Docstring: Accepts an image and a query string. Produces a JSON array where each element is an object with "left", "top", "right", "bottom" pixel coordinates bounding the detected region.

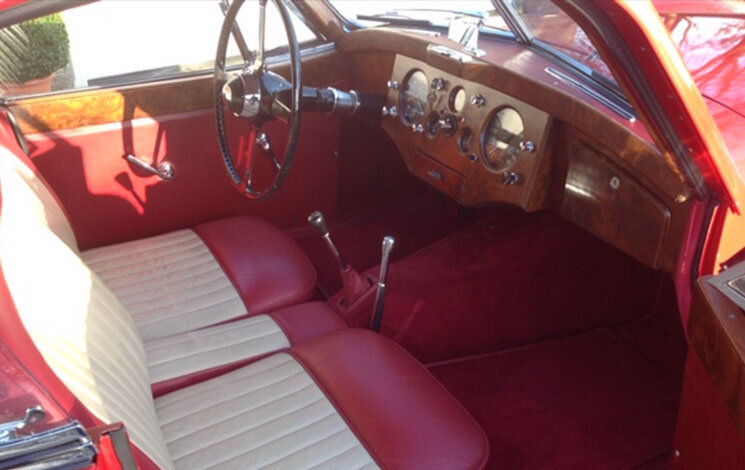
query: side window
[{"left": 0, "top": 0, "right": 318, "bottom": 98}]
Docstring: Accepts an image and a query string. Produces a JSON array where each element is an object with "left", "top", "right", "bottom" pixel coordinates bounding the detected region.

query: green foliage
[{"left": 0, "top": 13, "right": 70, "bottom": 83}]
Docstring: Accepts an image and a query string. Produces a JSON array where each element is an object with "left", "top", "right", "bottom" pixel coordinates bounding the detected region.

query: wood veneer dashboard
[{"left": 338, "top": 29, "right": 693, "bottom": 271}]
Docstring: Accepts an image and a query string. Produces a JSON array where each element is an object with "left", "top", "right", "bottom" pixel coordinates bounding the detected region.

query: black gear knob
[{"left": 307, "top": 211, "right": 329, "bottom": 237}]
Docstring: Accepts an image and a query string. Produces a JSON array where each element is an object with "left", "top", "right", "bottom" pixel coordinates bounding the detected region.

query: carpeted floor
[
  {"left": 291, "top": 190, "right": 480, "bottom": 296},
  {"left": 429, "top": 329, "right": 682, "bottom": 469}
]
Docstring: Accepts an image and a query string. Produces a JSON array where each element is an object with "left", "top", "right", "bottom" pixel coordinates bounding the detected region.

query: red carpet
[
  {"left": 376, "top": 210, "right": 662, "bottom": 363},
  {"left": 429, "top": 330, "right": 681, "bottom": 469}
]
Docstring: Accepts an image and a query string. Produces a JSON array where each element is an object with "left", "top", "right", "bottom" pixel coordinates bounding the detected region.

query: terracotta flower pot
[{"left": 5, "top": 73, "right": 55, "bottom": 95}]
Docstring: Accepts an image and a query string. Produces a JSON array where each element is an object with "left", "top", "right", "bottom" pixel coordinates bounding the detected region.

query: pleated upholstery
[
  {"left": 155, "top": 353, "right": 379, "bottom": 470},
  {"left": 0, "top": 148, "right": 174, "bottom": 470},
  {"left": 146, "top": 315, "right": 290, "bottom": 384},
  {"left": 0, "top": 148, "right": 77, "bottom": 252},
  {"left": 82, "top": 230, "right": 247, "bottom": 342}
]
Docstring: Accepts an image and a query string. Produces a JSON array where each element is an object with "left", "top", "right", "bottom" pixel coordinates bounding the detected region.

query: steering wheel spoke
[{"left": 215, "top": 0, "right": 302, "bottom": 200}]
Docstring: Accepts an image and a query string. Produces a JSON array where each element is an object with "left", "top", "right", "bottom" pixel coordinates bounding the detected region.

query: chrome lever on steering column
[{"left": 370, "top": 235, "right": 395, "bottom": 332}]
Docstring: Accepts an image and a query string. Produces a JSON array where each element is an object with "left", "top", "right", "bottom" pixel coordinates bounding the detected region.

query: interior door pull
[{"left": 125, "top": 154, "right": 175, "bottom": 181}]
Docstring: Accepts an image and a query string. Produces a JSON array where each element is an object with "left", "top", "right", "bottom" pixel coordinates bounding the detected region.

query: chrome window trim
[
  {"left": 3, "top": 41, "right": 337, "bottom": 104},
  {"left": 545, "top": 67, "right": 636, "bottom": 121}
]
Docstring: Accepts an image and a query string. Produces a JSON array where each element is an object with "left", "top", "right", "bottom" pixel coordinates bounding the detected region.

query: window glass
[
  {"left": 0, "top": 0, "right": 317, "bottom": 97},
  {"left": 328, "top": 1, "right": 511, "bottom": 32},
  {"left": 512, "top": 1, "right": 614, "bottom": 83}
]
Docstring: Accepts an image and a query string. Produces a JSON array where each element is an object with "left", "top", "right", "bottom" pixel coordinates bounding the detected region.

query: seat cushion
[
  {"left": 155, "top": 329, "right": 488, "bottom": 470},
  {"left": 82, "top": 216, "right": 317, "bottom": 342},
  {"left": 82, "top": 229, "right": 246, "bottom": 342},
  {"left": 194, "top": 216, "right": 317, "bottom": 314},
  {"left": 147, "top": 302, "right": 347, "bottom": 396}
]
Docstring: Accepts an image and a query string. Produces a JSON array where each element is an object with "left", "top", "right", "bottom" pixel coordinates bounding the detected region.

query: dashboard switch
[
  {"left": 411, "top": 123, "right": 425, "bottom": 134},
  {"left": 502, "top": 172, "right": 521, "bottom": 185},
  {"left": 381, "top": 105, "right": 398, "bottom": 117},
  {"left": 438, "top": 115, "right": 457, "bottom": 135},
  {"left": 431, "top": 77, "right": 446, "bottom": 91},
  {"left": 470, "top": 94, "right": 486, "bottom": 107},
  {"left": 519, "top": 140, "right": 536, "bottom": 153},
  {"left": 387, "top": 80, "right": 400, "bottom": 90}
]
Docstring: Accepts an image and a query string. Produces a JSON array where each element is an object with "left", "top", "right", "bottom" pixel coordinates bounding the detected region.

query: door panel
[{"left": 8, "top": 51, "right": 345, "bottom": 249}]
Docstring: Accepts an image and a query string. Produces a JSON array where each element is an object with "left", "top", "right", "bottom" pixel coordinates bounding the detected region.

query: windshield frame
[{"left": 322, "top": 0, "right": 634, "bottom": 118}]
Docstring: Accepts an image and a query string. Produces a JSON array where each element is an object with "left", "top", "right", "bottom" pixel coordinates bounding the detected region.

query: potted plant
[{"left": 0, "top": 13, "right": 70, "bottom": 95}]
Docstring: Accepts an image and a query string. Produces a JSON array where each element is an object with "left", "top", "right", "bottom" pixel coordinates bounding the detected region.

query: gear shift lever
[
  {"left": 308, "top": 211, "right": 348, "bottom": 270},
  {"left": 370, "top": 236, "right": 395, "bottom": 332},
  {"left": 308, "top": 211, "right": 368, "bottom": 302}
]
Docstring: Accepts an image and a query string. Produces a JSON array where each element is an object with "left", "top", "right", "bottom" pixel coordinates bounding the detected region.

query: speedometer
[
  {"left": 399, "top": 70, "right": 428, "bottom": 125},
  {"left": 481, "top": 107, "right": 525, "bottom": 173}
]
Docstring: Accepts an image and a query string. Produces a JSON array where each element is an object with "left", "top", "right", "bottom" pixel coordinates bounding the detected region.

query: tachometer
[
  {"left": 481, "top": 107, "right": 525, "bottom": 173},
  {"left": 399, "top": 70, "right": 428, "bottom": 125}
]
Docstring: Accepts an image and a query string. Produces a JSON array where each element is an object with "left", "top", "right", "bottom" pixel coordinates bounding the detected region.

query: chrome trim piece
[
  {"left": 0, "top": 421, "right": 96, "bottom": 470},
  {"left": 0, "top": 406, "right": 46, "bottom": 444},
  {"left": 371, "top": 236, "right": 395, "bottom": 332},
  {"left": 545, "top": 67, "right": 636, "bottom": 121},
  {"left": 492, "top": 0, "right": 533, "bottom": 44},
  {"left": 125, "top": 154, "right": 176, "bottom": 181},
  {"left": 426, "top": 44, "right": 476, "bottom": 63},
  {"left": 5, "top": 42, "right": 337, "bottom": 103},
  {"left": 709, "top": 261, "right": 745, "bottom": 311}
]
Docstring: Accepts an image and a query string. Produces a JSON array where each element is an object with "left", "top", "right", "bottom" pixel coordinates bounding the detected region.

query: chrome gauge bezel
[
  {"left": 398, "top": 69, "right": 429, "bottom": 126},
  {"left": 480, "top": 106, "right": 526, "bottom": 174},
  {"left": 449, "top": 86, "right": 467, "bottom": 114},
  {"left": 458, "top": 127, "right": 474, "bottom": 154}
]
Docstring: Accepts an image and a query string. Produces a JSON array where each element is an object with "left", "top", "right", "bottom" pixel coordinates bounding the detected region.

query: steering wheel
[{"left": 214, "top": 0, "right": 302, "bottom": 200}]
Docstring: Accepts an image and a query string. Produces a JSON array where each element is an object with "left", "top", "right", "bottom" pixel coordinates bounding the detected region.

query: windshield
[
  {"left": 513, "top": 2, "right": 614, "bottom": 83},
  {"left": 328, "top": 0, "right": 615, "bottom": 86}
]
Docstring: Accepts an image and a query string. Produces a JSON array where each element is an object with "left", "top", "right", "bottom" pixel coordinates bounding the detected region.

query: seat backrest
[
  {"left": 0, "top": 147, "right": 173, "bottom": 470},
  {"left": 0, "top": 146, "right": 78, "bottom": 252}
]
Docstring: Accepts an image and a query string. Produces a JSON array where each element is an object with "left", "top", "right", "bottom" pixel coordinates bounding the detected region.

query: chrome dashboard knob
[
  {"left": 519, "top": 140, "right": 536, "bottom": 153},
  {"left": 411, "top": 123, "right": 425, "bottom": 134},
  {"left": 431, "top": 77, "right": 446, "bottom": 91},
  {"left": 470, "top": 94, "right": 486, "bottom": 107},
  {"left": 387, "top": 80, "right": 400, "bottom": 90},
  {"left": 502, "top": 172, "right": 521, "bottom": 185},
  {"left": 381, "top": 105, "right": 398, "bottom": 117}
]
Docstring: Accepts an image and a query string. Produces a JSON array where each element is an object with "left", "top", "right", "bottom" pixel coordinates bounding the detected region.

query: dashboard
[
  {"left": 340, "top": 30, "right": 694, "bottom": 272},
  {"left": 381, "top": 55, "right": 551, "bottom": 209}
]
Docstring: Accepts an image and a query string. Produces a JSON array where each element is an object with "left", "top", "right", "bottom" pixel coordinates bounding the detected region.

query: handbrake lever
[{"left": 370, "top": 236, "right": 395, "bottom": 332}]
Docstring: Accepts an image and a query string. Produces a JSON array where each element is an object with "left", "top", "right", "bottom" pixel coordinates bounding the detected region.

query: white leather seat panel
[
  {"left": 0, "top": 152, "right": 174, "bottom": 470},
  {"left": 145, "top": 315, "right": 290, "bottom": 384},
  {"left": 155, "top": 353, "right": 378, "bottom": 470},
  {"left": 82, "top": 229, "right": 247, "bottom": 341},
  {"left": 0, "top": 148, "right": 78, "bottom": 252}
]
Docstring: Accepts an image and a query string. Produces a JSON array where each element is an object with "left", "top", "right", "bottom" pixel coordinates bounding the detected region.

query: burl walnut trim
[
  {"left": 689, "top": 277, "right": 745, "bottom": 439},
  {"left": 9, "top": 51, "right": 343, "bottom": 134}
]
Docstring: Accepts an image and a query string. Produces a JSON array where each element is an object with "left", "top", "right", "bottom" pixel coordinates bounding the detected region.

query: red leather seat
[
  {"left": 0, "top": 133, "right": 489, "bottom": 469},
  {"left": 193, "top": 216, "right": 318, "bottom": 314},
  {"left": 154, "top": 329, "right": 490, "bottom": 469}
]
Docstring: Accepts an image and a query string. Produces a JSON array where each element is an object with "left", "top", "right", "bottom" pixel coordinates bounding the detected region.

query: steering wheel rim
[{"left": 214, "top": 0, "right": 302, "bottom": 200}]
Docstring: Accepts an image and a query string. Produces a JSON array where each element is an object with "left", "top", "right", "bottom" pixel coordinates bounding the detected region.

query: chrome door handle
[{"left": 125, "top": 154, "right": 175, "bottom": 181}]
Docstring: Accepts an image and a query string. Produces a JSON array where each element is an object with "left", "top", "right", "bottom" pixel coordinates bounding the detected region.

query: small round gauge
[
  {"left": 399, "top": 70, "right": 429, "bottom": 125},
  {"left": 450, "top": 87, "right": 466, "bottom": 113},
  {"left": 458, "top": 127, "right": 474, "bottom": 154},
  {"left": 481, "top": 107, "right": 525, "bottom": 173}
]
